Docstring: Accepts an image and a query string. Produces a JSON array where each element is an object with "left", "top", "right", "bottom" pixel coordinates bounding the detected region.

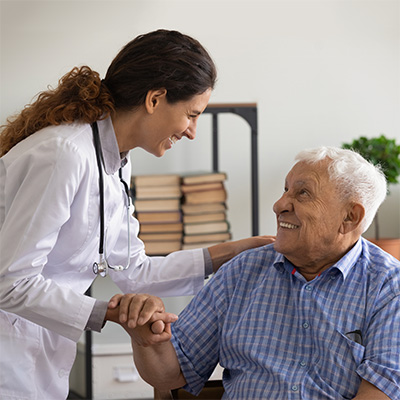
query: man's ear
[
  {"left": 340, "top": 203, "right": 365, "bottom": 234},
  {"left": 144, "top": 89, "right": 167, "bottom": 114}
]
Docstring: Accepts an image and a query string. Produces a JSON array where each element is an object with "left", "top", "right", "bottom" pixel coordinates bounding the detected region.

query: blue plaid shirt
[{"left": 171, "top": 238, "right": 400, "bottom": 399}]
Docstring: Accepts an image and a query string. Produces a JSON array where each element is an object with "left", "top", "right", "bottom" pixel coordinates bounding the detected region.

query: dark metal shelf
[
  {"left": 79, "top": 103, "right": 259, "bottom": 400},
  {"left": 203, "top": 103, "right": 259, "bottom": 236}
]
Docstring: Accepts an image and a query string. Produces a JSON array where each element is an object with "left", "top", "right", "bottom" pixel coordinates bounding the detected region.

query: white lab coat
[{"left": 0, "top": 118, "right": 205, "bottom": 399}]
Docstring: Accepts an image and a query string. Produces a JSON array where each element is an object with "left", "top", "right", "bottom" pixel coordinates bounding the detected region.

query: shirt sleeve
[
  {"left": 86, "top": 300, "right": 108, "bottom": 332},
  {"left": 170, "top": 261, "right": 232, "bottom": 395},
  {"left": 107, "top": 205, "right": 207, "bottom": 297},
  {"left": 203, "top": 248, "right": 213, "bottom": 277},
  {"left": 356, "top": 271, "right": 400, "bottom": 398}
]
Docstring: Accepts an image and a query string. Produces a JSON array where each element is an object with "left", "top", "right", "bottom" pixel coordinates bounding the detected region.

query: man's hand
[
  {"left": 105, "top": 293, "right": 178, "bottom": 346},
  {"left": 125, "top": 311, "right": 175, "bottom": 347}
]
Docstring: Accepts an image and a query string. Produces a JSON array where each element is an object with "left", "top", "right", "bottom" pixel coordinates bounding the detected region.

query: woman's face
[{"left": 137, "top": 88, "right": 212, "bottom": 157}]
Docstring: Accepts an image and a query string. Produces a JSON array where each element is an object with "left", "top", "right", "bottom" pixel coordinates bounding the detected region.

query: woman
[{"left": 0, "top": 29, "right": 274, "bottom": 399}]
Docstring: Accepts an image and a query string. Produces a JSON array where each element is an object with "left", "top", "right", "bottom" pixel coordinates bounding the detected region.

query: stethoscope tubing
[
  {"left": 91, "top": 121, "right": 131, "bottom": 276},
  {"left": 92, "top": 122, "right": 105, "bottom": 256}
]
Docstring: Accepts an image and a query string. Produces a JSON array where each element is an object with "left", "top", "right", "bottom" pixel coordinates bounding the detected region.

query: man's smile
[{"left": 279, "top": 221, "right": 299, "bottom": 229}]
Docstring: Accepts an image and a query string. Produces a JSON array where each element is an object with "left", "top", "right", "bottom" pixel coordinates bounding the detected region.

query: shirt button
[
  {"left": 299, "top": 361, "right": 307, "bottom": 368},
  {"left": 305, "top": 285, "right": 312, "bottom": 291},
  {"left": 302, "top": 322, "right": 310, "bottom": 329},
  {"left": 291, "top": 385, "right": 299, "bottom": 392},
  {"left": 330, "top": 275, "right": 336, "bottom": 280}
]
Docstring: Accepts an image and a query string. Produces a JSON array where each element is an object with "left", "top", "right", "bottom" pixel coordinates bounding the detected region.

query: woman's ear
[
  {"left": 144, "top": 89, "right": 167, "bottom": 114},
  {"left": 340, "top": 203, "right": 365, "bottom": 234}
]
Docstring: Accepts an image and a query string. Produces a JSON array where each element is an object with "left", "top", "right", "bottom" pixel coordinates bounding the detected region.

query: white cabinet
[{"left": 70, "top": 342, "right": 154, "bottom": 400}]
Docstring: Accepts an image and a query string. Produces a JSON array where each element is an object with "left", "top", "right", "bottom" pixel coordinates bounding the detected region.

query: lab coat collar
[{"left": 96, "top": 117, "right": 128, "bottom": 175}]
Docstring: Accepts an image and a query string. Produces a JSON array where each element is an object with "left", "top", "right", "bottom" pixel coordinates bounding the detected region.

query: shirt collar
[
  {"left": 333, "top": 238, "right": 362, "bottom": 280},
  {"left": 96, "top": 116, "right": 128, "bottom": 175},
  {"left": 273, "top": 238, "right": 363, "bottom": 280}
]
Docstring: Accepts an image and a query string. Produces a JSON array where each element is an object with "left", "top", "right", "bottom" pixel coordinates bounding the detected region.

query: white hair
[{"left": 295, "top": 146, "right": 387, "bottom": 233}]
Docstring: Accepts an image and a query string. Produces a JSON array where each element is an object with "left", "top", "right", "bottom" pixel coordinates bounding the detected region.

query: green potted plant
[{"left": 342, "top": 134, "right": 400, "bottom": 259}]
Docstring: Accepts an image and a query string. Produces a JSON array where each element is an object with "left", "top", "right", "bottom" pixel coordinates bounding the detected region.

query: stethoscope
[{"left": 91, "top": 121, "right": 131, "bottom": 277}]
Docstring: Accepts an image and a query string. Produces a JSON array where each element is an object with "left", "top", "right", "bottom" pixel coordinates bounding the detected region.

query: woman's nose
[{"left": 184, "top": 120, "right": 197, "bottom": 140}]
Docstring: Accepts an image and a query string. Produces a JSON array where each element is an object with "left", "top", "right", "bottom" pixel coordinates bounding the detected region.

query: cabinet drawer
[{"left": 70, "top": 343, "right": 153, "bottom": 400}]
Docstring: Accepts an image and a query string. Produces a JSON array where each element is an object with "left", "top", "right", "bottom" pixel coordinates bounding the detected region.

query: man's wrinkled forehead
[{"left": 286, "top": 160, "right": 329, "bottom": 185}]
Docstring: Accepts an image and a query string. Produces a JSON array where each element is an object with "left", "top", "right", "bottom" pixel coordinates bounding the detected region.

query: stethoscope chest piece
[{"left": 93, "top": 254, "right": 108, "bottom": 277}]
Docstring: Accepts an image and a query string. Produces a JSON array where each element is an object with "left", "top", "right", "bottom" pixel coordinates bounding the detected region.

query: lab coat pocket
[{"left": 0, "top": 311, "right": 40, "bottom": 399}]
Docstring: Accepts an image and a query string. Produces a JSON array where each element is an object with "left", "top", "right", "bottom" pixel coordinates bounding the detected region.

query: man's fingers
[
  {"left": 150, "top": 313, "right": 178, "bottom": 334},
  {"left": 151, "top": 320, "right": 166, "bottom": 334}
]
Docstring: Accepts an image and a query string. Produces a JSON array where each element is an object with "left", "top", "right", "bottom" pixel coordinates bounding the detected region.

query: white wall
[{"left": 1, "top": 0, "right": 399, "bottom": 241}]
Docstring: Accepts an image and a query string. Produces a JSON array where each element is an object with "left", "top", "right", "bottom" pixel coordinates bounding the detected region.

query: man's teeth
[
  {"left": 280, "top": 222, "right": 299, "bottom": 229},
  {"left": 169, "top": 136, "right": 178, "bottom": 145}
]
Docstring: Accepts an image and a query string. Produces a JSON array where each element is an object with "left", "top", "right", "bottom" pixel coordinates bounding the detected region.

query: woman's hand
[{"left": 208, "top": 235, "right": 276, "bottom": 272}]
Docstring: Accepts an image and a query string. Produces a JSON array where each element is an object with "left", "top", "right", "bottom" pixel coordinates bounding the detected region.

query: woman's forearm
[{"left": 208, "top": 235, "right": 275, "bottom": 272}]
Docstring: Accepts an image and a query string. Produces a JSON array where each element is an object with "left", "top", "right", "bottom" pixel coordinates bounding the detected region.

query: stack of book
[
  {"left": 181, "top": 172, "right": 231, "bottom": 250},
  {"left": 132, "top": 174, "right": 183, "bottom": 255}
]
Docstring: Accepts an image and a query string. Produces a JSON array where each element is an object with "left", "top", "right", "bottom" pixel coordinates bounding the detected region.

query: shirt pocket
[
  {"left": 337, "top": 329, "right": 366, "bottom": 366},
  {"left": 312, "top": 328, "right": 366, "bottom": 398},
  {"left": 0, "top": 311, "right": 40, "bottom": 399}
]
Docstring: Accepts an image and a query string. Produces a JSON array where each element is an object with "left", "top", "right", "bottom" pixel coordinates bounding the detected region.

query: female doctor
[{"left": 0, "top": 29, "right": 274, "bottom": 399}]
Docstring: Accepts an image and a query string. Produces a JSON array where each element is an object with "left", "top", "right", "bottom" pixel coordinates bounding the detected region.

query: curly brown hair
[
  {"left": 0, "top": 66, "right": 114, "bottom": 156},
  {"left": 0, "top": 29, "right": 217, "bottom": 157}
]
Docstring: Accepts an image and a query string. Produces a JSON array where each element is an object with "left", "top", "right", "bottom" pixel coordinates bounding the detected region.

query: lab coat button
[{"left": 58, "top": 369, "right": 67, "bottom": 378}]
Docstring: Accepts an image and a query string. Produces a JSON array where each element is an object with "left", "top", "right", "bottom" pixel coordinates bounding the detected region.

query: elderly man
[{"left": 119, "top": 147, "right": 400, "bottom": 399}]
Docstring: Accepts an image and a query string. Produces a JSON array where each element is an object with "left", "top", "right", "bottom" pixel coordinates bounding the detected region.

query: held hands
[{"left": 106, "top": 293, "right": 177, "bottom": 346}]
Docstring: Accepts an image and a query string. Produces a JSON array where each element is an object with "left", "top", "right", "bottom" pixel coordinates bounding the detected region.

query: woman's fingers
[
  {"left": 108, "top": 293, "right": 166, "bottom": 327},
  {"left": 107, "top": 293, "right": 124, "bottom": 309},
  {"left": 107, "top": 293, "right": 177, "bottom": 333}
]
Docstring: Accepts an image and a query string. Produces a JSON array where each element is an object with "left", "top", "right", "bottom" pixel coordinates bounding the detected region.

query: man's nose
[{"left": 273, "top": 192, "right": 292, "bottom": 215}]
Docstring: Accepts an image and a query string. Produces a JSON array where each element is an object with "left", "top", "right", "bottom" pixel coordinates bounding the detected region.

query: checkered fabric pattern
[{"left": 171, "top": 238, "right": 400, "bottom": 399}]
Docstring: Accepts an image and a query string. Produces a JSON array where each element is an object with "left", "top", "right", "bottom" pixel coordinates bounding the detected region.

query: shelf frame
[{"left": 203, "top": 103, "right": 259, "bottom": 236}]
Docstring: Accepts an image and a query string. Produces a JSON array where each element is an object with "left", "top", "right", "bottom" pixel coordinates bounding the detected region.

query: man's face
[{"left": 273, "top": 160, "right": 349, "bottom": 269}]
